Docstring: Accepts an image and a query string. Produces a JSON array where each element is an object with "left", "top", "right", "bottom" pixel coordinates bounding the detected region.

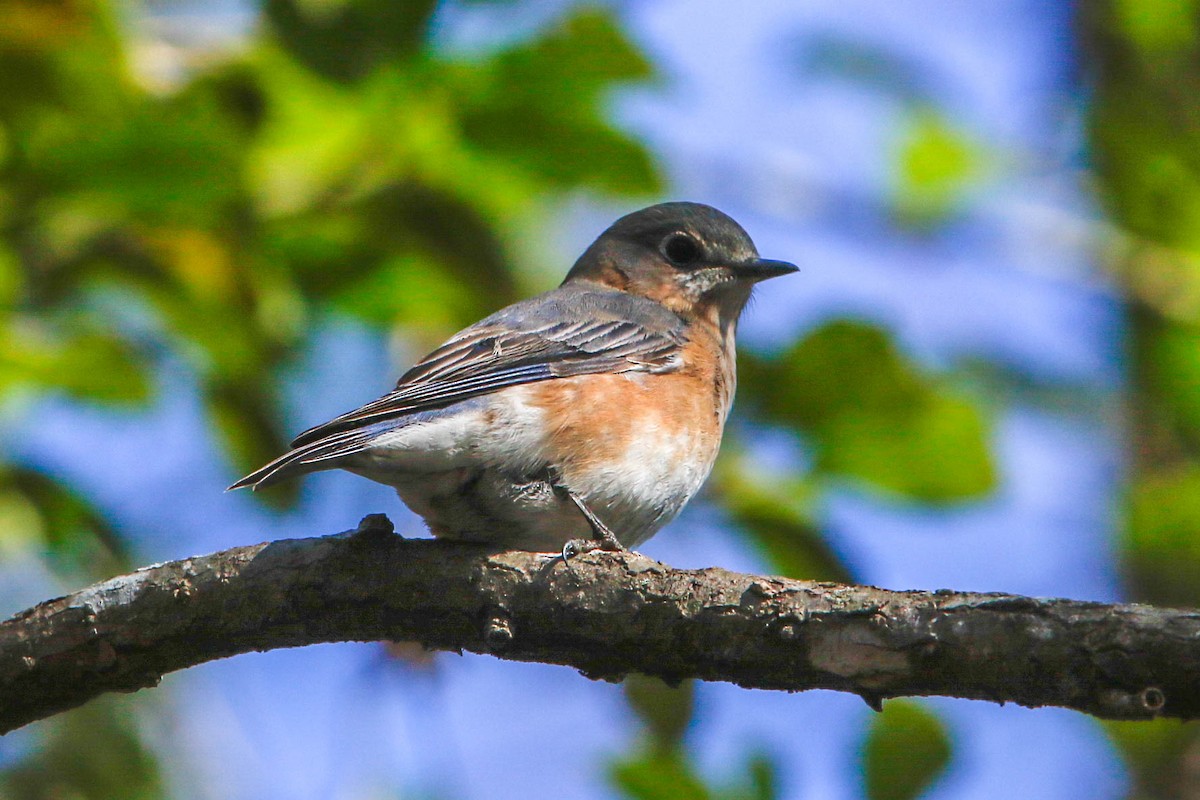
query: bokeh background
[{"left": 0, "top": 0, "right": 1196, "bottom": 797}]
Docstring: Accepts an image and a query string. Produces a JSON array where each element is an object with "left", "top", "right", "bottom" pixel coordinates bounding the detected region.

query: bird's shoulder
[{"left": 397, "top": 283, "right": 688, "bottom": 385}]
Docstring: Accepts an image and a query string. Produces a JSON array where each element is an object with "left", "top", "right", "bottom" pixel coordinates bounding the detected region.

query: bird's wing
[{"left": 288, "top": 289, "right": 686, "bottom": 448}]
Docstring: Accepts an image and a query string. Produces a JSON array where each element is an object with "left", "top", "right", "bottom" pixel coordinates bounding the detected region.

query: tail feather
[{"left": 227, "top": 429, "right": 372, "bottom": 491}]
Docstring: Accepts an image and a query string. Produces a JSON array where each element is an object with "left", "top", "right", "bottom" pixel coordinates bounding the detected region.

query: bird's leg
[
  {"left": 540, "top": 468, "right": 627, "bottom": 567},
  {"left": 564, "top": 491, "right": 625, "bottom": 552}
]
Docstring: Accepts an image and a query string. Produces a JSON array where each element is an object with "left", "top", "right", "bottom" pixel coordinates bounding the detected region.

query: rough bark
[{"left": 0, "top": 514, "right": 1195, "bottom": 734}]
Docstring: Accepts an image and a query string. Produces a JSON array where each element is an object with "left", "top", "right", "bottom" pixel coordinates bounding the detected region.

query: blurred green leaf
[
  {"left": 462, "top": 106, "right": 660, "bottom": 195},
  {"left": 0, "top": 241, "right": 24, "bottom": 307},
  {"left": 346, "top": 183, "right": 520, "bottom": 326},
  {"left": 1135, "top": 317, "right": 1200, "bottom": 448},
  {"left": 820, "top": 393, "right": 993, "bottom": 501},
  {"left": 616, "top": 676, "right": 779, "bottom": 800},
  {"left": 617, "top": 675, "right": 778, "bottom": 800},
  {"left": 1092, "top": 110, "right": 1200, "bottom": 248},
  {"left": 263, "top": 182, "right": 519, "bottom": 331},
  {"left": 743, "top": 321, "right": 996, "bottom": 502},
  {"left": 0, "top": 0, "right": 125, "bottom": 120},
  {"left": 612, "top": 748, "right": 714, "bottom": 800},
  {"left": 458, "top": 8, "right": 661, "bottom": 195},
  {"left": 1125, "top": 466, "right": 1200, "bottom": 607},
  {"left": 0, "top": 697, "right": 164, "bottom": 800},
  {"left": 0, "top": 323, "right": 150, "bottom": 405},
  {"left": 1104, "top": 718, "right": 1200, "bottom": 800},
  {"left": 1113, "top": 0, "right": 1198, "bottom": 54},
  {"left": 860, "top": 700, "right": 951, "bottom": 800},
  {"left": 265, "top": 0, "right": 438, "bottom": 83},
  {"left": 331, "top": 252, "right": 470, "bottom": 327},
  {"left": 712, "top": 454, "right": 853, "bottom": 582},
  {"left": 611, "top": 747, "right": 779, "bottom": 800},
  {"left": 2, "top": 466, "right": 129, "bottom": 577},
  {"left": 624, "top": 675, "right": 695, "bottom": 751},
  {"left": 740, "top": 755, "right": 778, "bottom": 800},
  {"left": 0, "top": 485, "right": 43, "bottom": 555},
  {"left": 892, "top": 110, "right": 981, "bottom": 229},
  {"left": 1086, "top": 3, "right": 1200, "bottom": 250},
  {"left": 26, "top": 89, "right": 245, "bottom": 228}
]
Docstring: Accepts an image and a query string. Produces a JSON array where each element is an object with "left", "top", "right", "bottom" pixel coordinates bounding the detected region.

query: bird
[{"left": 230, "top": 202, "right": 797, "bottom": 555}]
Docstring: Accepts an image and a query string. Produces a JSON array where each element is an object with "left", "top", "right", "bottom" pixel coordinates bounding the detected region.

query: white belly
[{"left": 344, "top": 384, "right": 718, "bottom": 551}]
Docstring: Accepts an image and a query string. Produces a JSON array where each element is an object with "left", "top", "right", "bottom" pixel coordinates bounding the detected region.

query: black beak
[{"left": 732, "top": 258, "right": 799, "bottom": 281}]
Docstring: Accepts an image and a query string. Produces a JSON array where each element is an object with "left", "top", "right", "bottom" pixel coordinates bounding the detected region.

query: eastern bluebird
[{"left": 230, "top": 202, "right": 797, "bottom": 555}]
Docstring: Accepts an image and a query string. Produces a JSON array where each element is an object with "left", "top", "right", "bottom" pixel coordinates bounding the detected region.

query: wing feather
[{"left": 288, "top": 289, "right": 686, "bottom": 448}]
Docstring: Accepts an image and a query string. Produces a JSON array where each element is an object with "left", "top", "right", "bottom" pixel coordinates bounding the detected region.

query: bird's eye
[{"left": 661, "top": 233, "right": 702, "bottom": 267}]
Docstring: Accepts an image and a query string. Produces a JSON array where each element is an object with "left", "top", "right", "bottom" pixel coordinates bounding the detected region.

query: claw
[
  {"left": 538, "top": 536, "right": 612, "bottom": 575},
  {"left": 545, "top": 538, "right": 593, "bottom": 574}
]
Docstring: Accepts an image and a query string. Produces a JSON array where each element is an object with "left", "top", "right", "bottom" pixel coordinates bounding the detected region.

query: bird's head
[{"left": 563, "top": 202, "right": 797, "bottom": 331}]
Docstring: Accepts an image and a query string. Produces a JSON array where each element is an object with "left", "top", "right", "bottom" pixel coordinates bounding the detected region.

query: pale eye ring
[{"left": 661, "top": 233, "right": 702, "bottom": 267}]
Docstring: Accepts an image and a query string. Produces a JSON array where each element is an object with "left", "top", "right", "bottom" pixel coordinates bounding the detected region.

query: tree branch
[{"left": 1, "top": 513, "right": 1195, "bottom": 733}]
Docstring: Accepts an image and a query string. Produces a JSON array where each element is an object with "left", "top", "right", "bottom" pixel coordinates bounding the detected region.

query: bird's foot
[
  {"left": 539, "top": 534, "right": 627, "bottom": 575},
  {"left": 563, "top": 534, "right": 626, "bottom": 559}
]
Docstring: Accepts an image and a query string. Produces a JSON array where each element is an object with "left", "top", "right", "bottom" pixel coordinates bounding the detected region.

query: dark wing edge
[{"left": 226, "top": 428, "right": 376, "bottom": 491}]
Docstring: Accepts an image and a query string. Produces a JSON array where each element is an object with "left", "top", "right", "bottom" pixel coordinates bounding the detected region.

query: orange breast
[{"left": 526, "top": 329, "right": 734, "bottom": 486}]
